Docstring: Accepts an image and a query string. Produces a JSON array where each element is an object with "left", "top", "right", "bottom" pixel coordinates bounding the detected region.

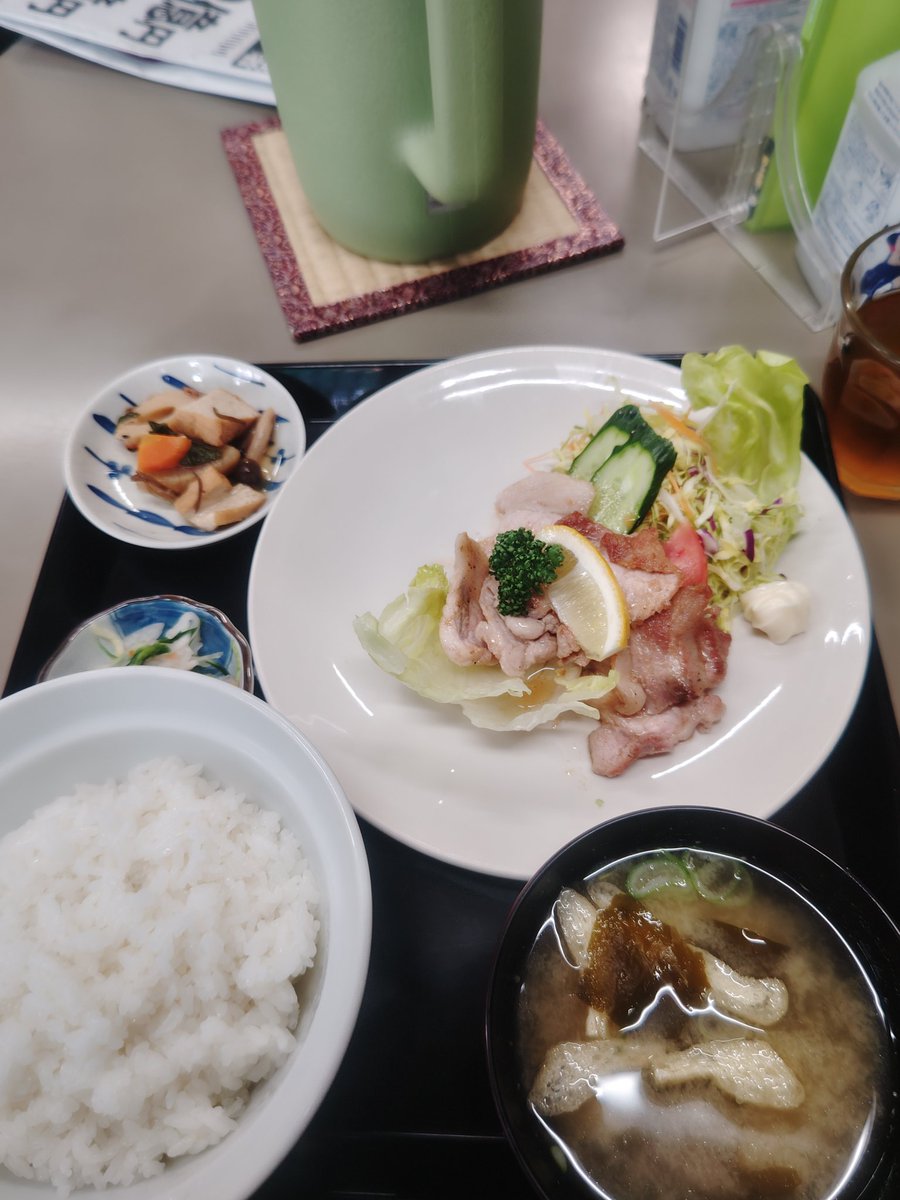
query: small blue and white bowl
[
  {"left": 39, "top": 595, "right": 254, "bottom": 691},
  {"left": 64, "top": 355, "right": 305, "bottom": 549}
]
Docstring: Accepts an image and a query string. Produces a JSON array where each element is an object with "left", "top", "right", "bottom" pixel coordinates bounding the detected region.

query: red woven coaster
[{"left": 222, "top": 116, "right": 624, "bottom": 342}]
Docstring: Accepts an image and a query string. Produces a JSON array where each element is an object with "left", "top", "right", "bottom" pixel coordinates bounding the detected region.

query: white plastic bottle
[
  {"left": 645, "top": 0, "right": 810, "bottom": 151},
  {"left": 796, "top": 49, "right": 900, "bottom": 311}
]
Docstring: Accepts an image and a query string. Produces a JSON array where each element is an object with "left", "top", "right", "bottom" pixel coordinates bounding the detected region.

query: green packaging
[{"left": 745, "top": 0, "right": 900, "bottom": 231}]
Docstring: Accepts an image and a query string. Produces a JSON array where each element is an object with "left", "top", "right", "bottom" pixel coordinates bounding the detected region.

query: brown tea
[{"left": 822, "top": 289, "right": 900, "bottom": 500}]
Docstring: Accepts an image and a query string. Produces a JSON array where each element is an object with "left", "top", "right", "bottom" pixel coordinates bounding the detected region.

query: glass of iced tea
[{"left": 821, "top": 221, "right": 900, "bottom": 500}]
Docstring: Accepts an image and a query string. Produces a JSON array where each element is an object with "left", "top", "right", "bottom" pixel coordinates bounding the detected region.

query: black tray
[{"left": 5, "top": 359, "right": 900, "bottom": 1199}]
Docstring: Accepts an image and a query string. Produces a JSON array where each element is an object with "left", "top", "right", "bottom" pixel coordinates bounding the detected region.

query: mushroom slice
[
  {"left": 241, "top": 407, "right": 276, "bottom": 465},
  {"left": 133, "top": 475, "right": 179, "bottom": 501},
  {"left": 697, "top": 949, "right": 789, "bottom": 1027},
  {"left": 649, "top": 1039, "right": 804, "bottom": 1109},
  {"left": 530, "top": 1040, "right": 651, "bottom": 1117},
  {"left": 173, "top": 476, "right": 201, "bottom": 515}
]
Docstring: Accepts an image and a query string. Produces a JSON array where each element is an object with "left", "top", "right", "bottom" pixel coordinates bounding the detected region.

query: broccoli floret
[{"left": 489, "top": 527, "right": 565, "bottom": 617}]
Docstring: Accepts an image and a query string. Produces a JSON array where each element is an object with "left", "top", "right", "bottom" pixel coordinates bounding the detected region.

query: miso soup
[{"left": 517, "top": 850, "right": 888, "bottom": 1200}]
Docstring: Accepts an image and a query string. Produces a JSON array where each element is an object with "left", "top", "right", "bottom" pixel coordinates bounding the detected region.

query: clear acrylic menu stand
[{"left": 638, "top": 22, "right": 838, "bottom": 333}]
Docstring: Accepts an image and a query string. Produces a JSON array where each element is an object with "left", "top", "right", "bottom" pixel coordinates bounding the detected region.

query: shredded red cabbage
[{"left": 698, "top": 528, "right": 719, "bottom": 555}]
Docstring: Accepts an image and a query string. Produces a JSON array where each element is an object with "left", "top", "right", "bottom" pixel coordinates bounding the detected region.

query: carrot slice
[
  {"left": 136, "top": 432, "right": 192, "bottom": 474},
  {"left": 653, "top": 406, "right": 709, "bottom": 449}
]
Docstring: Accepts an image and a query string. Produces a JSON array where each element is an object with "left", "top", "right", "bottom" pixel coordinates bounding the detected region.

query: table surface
[{"left": 2, "top": 5, "right": 900, "bottom": 1196}]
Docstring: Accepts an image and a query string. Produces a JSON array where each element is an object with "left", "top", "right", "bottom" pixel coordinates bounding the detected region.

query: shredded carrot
[
  {"left": 522, "top": 451, "right": 557, "bottom": 473},
  {"left": 663, "top": 473, "right": 696, "bottom": 523},
  {"left": 653, "top": 405, "right": 710, "bottom": 449}
]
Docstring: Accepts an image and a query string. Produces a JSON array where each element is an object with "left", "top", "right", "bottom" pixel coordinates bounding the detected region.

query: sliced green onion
[
  {"left": 625, "top": 852, "right": 694, "bottom": 900},
  {"left": 127, "top": 627, "right": 194, "bottom": 666},
  {"left": 682, "top": 852, "right": 753, "bottom": 906}
]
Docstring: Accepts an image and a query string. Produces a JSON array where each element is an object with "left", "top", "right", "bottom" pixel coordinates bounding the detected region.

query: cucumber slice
[
  {"left": 626, "top": 852, "right": 694, "bottom": 900},
  {"left": 569, "top": 404, "right": 647, "bottom": 481},
  {"left": 588, "top": 431, "right": 676, "bottom": 533}
]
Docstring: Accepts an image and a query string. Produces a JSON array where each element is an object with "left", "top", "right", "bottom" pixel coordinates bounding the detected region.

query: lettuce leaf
[
  {"left": 681, "top": 346, "right": 807, "bottom": 505},
  {"left": 353, "top": 564, "right": 616, "bottom": 732}
]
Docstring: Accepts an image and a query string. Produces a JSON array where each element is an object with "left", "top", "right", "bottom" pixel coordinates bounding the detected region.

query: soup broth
[{"left": 517, "top": 851, "right": 887, "bottom": 1200}]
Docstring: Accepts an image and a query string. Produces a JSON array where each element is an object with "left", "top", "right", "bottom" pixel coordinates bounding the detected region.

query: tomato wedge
[{"left": 664, "top": 524, "right": 708, "bottom": 586}]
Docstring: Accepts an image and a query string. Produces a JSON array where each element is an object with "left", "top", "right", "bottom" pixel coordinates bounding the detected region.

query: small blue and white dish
[
  {"left": 63, "top": 355, "right": 305, "bottom": 549},
  {"left": 38, "top": 595, "right": 254, "bottom": 691}
]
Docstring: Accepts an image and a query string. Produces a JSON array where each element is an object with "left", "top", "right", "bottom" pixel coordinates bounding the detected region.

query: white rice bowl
[{"left": 0, "top": 669, "right": 371, "bottom": 1200}]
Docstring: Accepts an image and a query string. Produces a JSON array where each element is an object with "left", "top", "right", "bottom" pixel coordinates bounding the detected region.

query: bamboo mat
[{"left": 222, "top": 117, "right": 624, "bottom": 341}]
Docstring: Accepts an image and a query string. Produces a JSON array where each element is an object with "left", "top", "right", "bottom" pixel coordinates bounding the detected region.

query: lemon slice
[{"left": 539, "top": 524, "right": 630, "bottom": 662}]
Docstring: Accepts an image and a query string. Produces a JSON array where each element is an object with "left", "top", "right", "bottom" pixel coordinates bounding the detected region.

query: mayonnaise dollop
[{"left": 740, "top": 580, "right": 811, "bottom": 645}]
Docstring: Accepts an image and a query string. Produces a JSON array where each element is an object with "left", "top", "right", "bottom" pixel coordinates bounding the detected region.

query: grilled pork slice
[
  {"left": 494, "top": 473, "right": 595, "bottom": 533},
  {"left": 167, "top": 389, "right": 259, "bottom": 447},
  {"left": 476, "top": 575, "right": 560, "bottom": 678},
  {"left": 588, "top": 693, "right": 725, "bottom": 777},
  {"left": 626, "top": 582, "right": 730, "bottom": 713},
  {"left": 439, "top": 531, "right": 583, "bottom": 675},
  {"left": 561, "top": 510, "right": 677, "bottom": 574},
  {"left": 439, "top": 533, "right": 494, "bottom": 667}
]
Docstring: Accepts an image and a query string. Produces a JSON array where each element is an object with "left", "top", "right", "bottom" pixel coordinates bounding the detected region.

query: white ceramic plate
[
  {"left": 248, "top": 346, "right": 871, "bottom": 880},
  {"left": 64, "top": 355, "right": 305, "bottom": 549}
]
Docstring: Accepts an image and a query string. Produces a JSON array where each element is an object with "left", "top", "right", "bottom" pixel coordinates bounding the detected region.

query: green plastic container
[
  {"left": 251, "top": 0, "right": 543, "bottom": 264},
  {"left": 745, "top": 0, "right": 900, "bottom": 231}
]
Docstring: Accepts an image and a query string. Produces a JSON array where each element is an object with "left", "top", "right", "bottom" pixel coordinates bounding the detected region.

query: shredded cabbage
[
  {"left": 554, "top": 348, "right": 807, "bottom": 628},
  {"left": 353, "top": 564, "right": 616, "bottom": 731},
  {"left": 681, "top": 346, "right": 805, "bottom": 505}
]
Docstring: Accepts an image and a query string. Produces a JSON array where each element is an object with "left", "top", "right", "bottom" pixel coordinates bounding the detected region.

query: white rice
[{"left": 0, "top": 756, "right": 319, "bottom": 1194}]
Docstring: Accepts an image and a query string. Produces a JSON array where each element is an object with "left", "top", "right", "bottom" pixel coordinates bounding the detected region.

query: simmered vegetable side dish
[{"left": 115, "top": 386, "right": 276, "bottom": 530}]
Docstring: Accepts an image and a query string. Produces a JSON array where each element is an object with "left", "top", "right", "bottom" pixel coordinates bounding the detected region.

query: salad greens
[
  {"left": 658, "top": 346, "right": 805, "bottom": 623},
  {"left": 558, "top": 347, "right": 807, "bottom": 625},
  {"left": 353, "top": 564, "right": 616, "bottom": 732},
  {"left": 681, "top": 346, "right": 806, "bottom": 506}
]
